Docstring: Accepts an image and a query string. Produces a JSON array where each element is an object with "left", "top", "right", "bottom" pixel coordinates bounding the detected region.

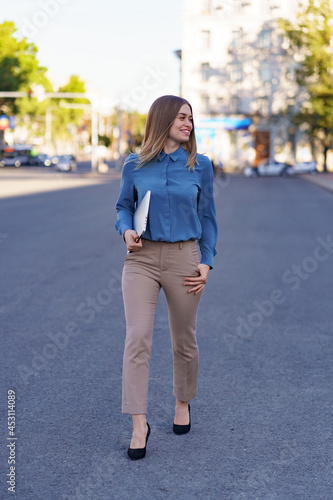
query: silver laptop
[{"left": 134, "top": 190, "right": 151, "bottom": 240}]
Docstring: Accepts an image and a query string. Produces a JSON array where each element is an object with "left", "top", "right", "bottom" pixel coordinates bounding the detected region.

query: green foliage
[
  {"left": 0, "top": 21, "right": 52, "bottom": 116},
  {"left": 0, "top": 21, "right": 89, "bottom": 145},
  {"left": 52, "top": 75, "right": 90, "bottom": 138},
  {"left": 98, "top": 135, "right": 111, "bottom": 148},
  {"left": 280, "top": 0, "right": 333, "bottom": 169},
  {"left": 123, "top": 111, "right": 146, "bottom": 150}
]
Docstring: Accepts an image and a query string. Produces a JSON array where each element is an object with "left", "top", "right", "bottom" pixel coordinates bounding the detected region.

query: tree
[
  {"left": 280, "top": 0, "right": 333, "bottom": 171},
  {"left": 0, "top": 21, "right": 52, "bottom": 146},
  {"left": 121, "top": 111, "right": 146, "bottom": 151},
  {"left": 52, "top": 75, "right": 89, "bottom": 140}
]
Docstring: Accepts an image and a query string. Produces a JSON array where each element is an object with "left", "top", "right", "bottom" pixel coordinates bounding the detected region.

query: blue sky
[{"left": 2, "top": 0, "right": 183, "bottom": 112}]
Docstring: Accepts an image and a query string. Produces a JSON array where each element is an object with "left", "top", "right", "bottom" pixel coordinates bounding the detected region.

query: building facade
[{"left": 181, "top": 0, "right": 311, "bottom": 168}]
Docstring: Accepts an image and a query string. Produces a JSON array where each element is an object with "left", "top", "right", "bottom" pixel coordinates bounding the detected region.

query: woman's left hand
[{"left": 184, "top": 264, "right": 210, "bottom": 295}]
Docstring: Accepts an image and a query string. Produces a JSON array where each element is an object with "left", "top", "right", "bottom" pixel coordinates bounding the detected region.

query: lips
[{"left": 181, "top": 130, "right": 191, "bottom": 136}]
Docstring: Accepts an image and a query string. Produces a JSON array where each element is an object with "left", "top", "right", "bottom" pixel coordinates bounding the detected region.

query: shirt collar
[{"left": 157, "top": 145, "right": 186, "bottom": 162}]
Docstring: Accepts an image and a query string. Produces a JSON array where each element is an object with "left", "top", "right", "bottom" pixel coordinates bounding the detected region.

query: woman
[{"left": 115, "top": 95, "right": 217, "bottom": 460}]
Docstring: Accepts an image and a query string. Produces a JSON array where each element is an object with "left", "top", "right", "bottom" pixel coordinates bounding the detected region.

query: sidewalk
[
  {"left": 0, "top": 168, "right": 121, "bottom": 199},
  {"left": 300, "top": 172, "right": 333, "bottom": 194}
]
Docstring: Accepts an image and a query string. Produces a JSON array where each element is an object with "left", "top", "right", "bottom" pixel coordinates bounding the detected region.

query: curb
[
  {"left": 78, "top": 171, "right": 122, "bottom": 179},
  {"left": 300, "top": 174, "right": 333, "bottom": 194}
]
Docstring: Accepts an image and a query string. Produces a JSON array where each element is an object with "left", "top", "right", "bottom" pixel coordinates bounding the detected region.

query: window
[
  {"left": 240, "top": 1, "right": 252, "bottom": 11},
  {"left": 229, "top": 61, "right": 242, "bottom": 83},
  {"left": 257, "top": 96, "right": 269, "bottom": 115},
  {"left": 286, "top": 65, "right": 296, "bottom": 81},
  {"left": 202, "top": 30, "right": 211, "bottom": 49},
  {"left": 258, "top": 29, "right": 272, "bottom": 49},
  {"left": 230, "top": 96, "right": 240, "bottom": 113},
  {"left": 259, "top": 61, "right": 271, "bottom": 82},
  {"left": 231, "top": 29, "right": 242, "bottom": 50},
  {"left": 201, "top": 94, "right": 210, "bottom": 113},
  {"left": 201, "top": 62, "right": 211, "bottom": 81},
  {"left": 287, "top": 104, "right": 295, "bottom": 115},
  {"left": 287, "top": 97, "right": 296, "bottom": 115}
]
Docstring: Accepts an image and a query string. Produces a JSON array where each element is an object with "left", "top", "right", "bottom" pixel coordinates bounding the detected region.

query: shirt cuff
[
  {"left": 115, "top": 221, "right": 133, "bottom": 240},
  {"left": 200, "top": 253, "right": 214, "bottom": 269}
]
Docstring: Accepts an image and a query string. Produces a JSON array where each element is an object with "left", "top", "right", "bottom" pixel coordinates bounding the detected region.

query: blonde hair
[{"left": 136, "top": 95, "right": 198, "bottom": 170}]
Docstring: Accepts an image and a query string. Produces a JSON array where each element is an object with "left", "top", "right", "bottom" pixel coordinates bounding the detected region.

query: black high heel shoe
[
  {"left": 173, "top": 404, "right": 191, "bottom": 435},
  {"left": 127, "top": 422, "right": 150, "bottom": 460}
]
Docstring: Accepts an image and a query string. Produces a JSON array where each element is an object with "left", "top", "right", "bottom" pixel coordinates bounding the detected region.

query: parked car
[
  {"left": 66, "top": 154, "right": 77, "bottom": 172},
  {"left": 28, "top": 154, "right": 52, "bottom": 167},
  {"left": 51, "top": 155, "right": 61, "bottom": 166},
  {"left": 52, "top": 154, "right": 77, "bottom": 171},
  {"left": 0, "top": 155, "right": 28, "bottom": 168},
  {"left": 255, "top": 158, "right": 290, "bottom": 176},
  {"left": 244, "top": 165, "right": 257, "bottom": 177},
  {"left": 285, "top": 161, "right": 317, "bottom": 175},
  {"left": 0, "top": 147, "right": 30, "bottom": 167},
  {"left": 54, "top": 155, "right": 76, "bottom": 172}
]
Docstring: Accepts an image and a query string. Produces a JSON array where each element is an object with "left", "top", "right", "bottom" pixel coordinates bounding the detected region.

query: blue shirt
[{"left": 115, "top": 145, "right": 218, "bottom": 268}]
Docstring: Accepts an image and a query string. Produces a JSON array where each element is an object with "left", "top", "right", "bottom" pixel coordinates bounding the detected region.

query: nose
[{"left": 185, "top": 118, "right": 192, "bottom": 129}]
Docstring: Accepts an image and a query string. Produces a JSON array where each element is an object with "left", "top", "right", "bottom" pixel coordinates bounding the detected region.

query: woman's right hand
[{"left": 124, "top": 230, "right": 143, "bottom": 252}]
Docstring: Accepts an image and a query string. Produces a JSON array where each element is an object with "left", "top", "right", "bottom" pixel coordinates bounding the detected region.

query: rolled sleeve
[{"left": 197, "top": 158, "right": 218, "bottom": 269}]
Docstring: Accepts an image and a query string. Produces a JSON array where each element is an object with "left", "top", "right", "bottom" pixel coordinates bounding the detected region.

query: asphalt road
[{"left": 0, "top": 174, "right": 332, "bottom": 500}]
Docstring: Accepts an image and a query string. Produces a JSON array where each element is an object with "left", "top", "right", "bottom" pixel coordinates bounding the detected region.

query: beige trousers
[{"left": 121, "top": 239, "right": 203, "bottom": 414}]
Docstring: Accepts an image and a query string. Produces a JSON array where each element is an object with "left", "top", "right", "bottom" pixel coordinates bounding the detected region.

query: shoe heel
[
  {"left": 173, "top": 404, "right": 191, "bottom": 435},
  {"left": 127, "top": 422, "right": 150, "bottom": 460}
]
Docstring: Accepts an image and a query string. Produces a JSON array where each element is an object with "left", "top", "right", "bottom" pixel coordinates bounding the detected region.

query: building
[{"left": 181, "top": 0, "right": 311, "bottom": 168}]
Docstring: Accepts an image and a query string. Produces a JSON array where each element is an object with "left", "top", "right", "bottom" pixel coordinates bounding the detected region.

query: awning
[{"left": 197, "top": 117, "right": 252, "bottom": 131}]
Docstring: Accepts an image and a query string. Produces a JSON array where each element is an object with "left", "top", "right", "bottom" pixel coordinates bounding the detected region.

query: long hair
[{"left": 136, "top": 95, "right": 198, "bottom": 170}]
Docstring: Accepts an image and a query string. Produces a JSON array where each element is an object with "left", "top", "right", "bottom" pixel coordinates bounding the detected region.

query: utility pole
[
  {"left": 114, "top": 106, "right": 123, "bottom": 171},
  {"left": 174, "top": 50, "right": 182, "bottom": 96},
  {"left": 45, "top": 107, "right": 53, "bottom": 154},
  {"left": 59, "top": 101, "right": 99, "bottom": 170}
]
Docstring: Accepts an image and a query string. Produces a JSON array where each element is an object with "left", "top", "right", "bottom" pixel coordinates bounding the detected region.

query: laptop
[{"left": 134, "top": 190, "right": 151, "bottom": 241}]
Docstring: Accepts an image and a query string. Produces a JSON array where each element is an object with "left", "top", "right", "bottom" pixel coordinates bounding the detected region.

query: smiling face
[{"left": 167, "top": 104, "right": 193, "bottom": 144}]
